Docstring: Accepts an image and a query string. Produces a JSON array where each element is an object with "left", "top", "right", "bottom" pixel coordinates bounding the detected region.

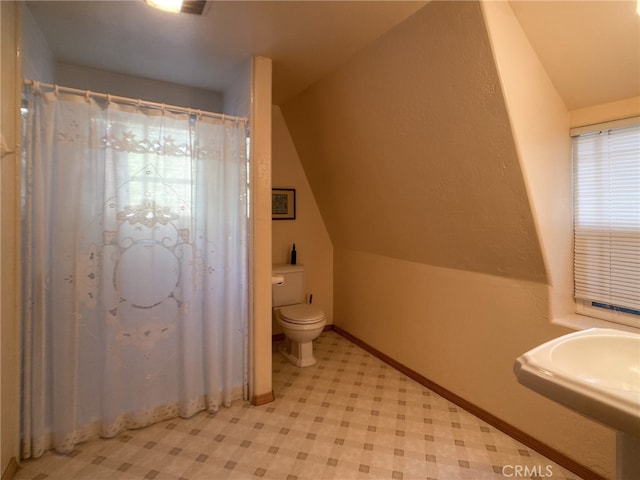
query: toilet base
[{"left": 278, "top": 338, "right": 317, "bottom": 367}]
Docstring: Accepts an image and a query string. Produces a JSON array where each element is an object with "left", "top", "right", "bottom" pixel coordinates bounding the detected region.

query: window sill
[{"left": 552, "top": 312, "right": 640, "bottom": 334}]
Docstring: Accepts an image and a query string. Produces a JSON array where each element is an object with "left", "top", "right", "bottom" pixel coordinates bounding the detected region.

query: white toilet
[{"left": 272, "top": 264, "right": 326, "bottom": 367}]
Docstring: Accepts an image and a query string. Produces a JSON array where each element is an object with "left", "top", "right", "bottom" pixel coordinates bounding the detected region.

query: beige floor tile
[{"left": 15, "top": 331, "right": 583, "bottom": 480}]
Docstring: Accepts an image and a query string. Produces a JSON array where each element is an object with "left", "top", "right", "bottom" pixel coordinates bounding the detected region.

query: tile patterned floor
[{"left": 14, "top": 331, "right": 582, "bottom": 480}]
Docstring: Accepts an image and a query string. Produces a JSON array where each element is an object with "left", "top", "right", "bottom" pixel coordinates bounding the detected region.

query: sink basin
[
  {"left": 550, "top": 334, "right": 639, "bottom": 391},
  {"left": 514, "top": 328, "right": 640, "bottom": 437}
]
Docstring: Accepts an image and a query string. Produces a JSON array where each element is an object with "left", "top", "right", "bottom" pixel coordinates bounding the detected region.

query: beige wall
[
  {"left": 334, "top": 249, "right": 613, "bottom": 475},
  {"left": 281, "top": 1, "right": 615, "bottom": 477},
  {"left": 282, "top": 1, "right": 545, "bottom": 284},
  {"left": 223, "top": 58, "right": 251, "bottom": 118},
  {"left": 480, "top": 2, "right": 619, "bottom": 469},
  {"left": 480, "top": 0, "right": 574, "bottom": 322},
  {"left": 250, "top": 56, "right": 274, "bottom": 403},
  {"left": 1, "top": 1, "right": 21, "bottom": 475},
  {"left": 271, "top": 106, "right": 333, "bottom": 333},
  {"left": 55, "top": 62, "right": 224, "bottom": 113},
  {"left": 21, "top": 3, "right": 55, "bottom": 84},
  {"left": 569, "top": 95, "right": 640, "bottom": 128},
  {"left": 483, "top": 0, "right": 638, "bottom": 339}
]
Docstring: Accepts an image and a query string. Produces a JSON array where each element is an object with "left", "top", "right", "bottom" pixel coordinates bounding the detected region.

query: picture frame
[{"left": 272, "top": 188, "right": 296, "bottom": 220}]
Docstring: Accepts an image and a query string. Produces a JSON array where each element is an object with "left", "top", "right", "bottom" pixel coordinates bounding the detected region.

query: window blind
[{"left": 573, "top": 123, "right": 640, "bottom": 314}]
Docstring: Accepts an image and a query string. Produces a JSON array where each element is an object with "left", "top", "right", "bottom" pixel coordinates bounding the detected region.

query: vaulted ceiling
[
  {"left": 26, "top": 0, "right": 640, "bottom": 109},
  {"left": 509, "top": 1, "right": 639, "bottom": 110}
]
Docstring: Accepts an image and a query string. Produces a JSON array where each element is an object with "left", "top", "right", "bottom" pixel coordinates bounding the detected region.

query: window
[
  {"left": 102, "top": 116, "right": 195, "bottom": 213},
  {"left": 572, "top": 119, "right": 640, "bottom": 328}
]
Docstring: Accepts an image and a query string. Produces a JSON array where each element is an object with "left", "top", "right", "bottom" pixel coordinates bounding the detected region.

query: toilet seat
[{"left": 279, "top": 304, "right": 324, "bottom": 324}]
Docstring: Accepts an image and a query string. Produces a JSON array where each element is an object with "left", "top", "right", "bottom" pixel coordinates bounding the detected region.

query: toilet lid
[{"left": 280, "top": 304, "right": 325, "bottom": 324}]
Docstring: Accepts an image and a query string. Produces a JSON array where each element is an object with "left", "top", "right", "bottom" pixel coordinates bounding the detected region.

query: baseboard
[
  {"left": 1, "top": 458, "right": 18, "bottom": 480},
  {"left": 332, "top": 325, "right": 606, "bottom": 480},
  {"left": 251, "top": 390, "right": 275, "bottom": 406}
]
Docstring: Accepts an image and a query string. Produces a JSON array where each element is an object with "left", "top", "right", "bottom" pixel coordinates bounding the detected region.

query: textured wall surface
[
  {"left": 282, "top": 0, "right": 545, "bottom": 283},
  {"left": 1, "top": 1, "right": 22, "bottom": 474},
  {"left": 280, "top": 1, "right": 614, "bottom": 477},
  {"left": 271, "top": 106, "right": 333, "bottom": 331},
  {"left": 250, "top": 56, "right": 274, "bottom": 403}
]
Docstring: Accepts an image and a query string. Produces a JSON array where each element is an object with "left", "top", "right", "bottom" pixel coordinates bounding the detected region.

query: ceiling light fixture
[{"left": 145, "top": 0, "right": 183, "bottom": 13}]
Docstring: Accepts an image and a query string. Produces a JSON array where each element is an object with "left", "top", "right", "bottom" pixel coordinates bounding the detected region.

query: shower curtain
[{"left": 21, "top": 83, "right": 249, "bottom": 458}]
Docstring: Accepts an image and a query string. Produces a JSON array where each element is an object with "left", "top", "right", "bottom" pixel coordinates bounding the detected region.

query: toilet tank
[{"left": 272, "top": 264, "right": 305, "bottom": 307}]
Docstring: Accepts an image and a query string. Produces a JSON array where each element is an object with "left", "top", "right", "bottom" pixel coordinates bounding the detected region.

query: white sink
[
  {"left": 514, "top": 328, "right": 640, "bottom": 436},
  {"left": 515, "top": 328, "right": 640, "bottom": 479}
]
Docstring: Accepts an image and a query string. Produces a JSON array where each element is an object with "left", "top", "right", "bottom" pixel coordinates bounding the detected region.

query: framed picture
[{"left": 272, "top": 188, "right": 296, "bottom": 220}]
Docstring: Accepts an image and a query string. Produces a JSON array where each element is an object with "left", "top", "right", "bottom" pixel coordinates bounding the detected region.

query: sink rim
[{"left": 514, "top": 328, "right": 640, "bottom": 437}]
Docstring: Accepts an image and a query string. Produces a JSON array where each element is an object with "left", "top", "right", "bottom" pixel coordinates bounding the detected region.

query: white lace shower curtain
[{"left": 21, "top": 83, "right": 249, "bottom": 458}]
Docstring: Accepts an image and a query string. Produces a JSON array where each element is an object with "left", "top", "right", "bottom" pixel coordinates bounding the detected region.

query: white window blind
[{"left": 573, "top": 123, "right": 640, "bottom": 323}]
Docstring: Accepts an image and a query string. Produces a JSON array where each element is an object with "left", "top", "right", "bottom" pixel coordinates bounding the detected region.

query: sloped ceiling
[
  {"left": 26, "top": 1, "right": 640, "bottom": 109},
  {"left": 509, "top": 0, "right": 639, "bottom": 110},
  {"left": 281, "top": 0, "right": 547, "bottom": 282}
]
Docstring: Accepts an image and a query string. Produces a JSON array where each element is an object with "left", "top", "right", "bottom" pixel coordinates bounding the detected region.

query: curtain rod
[{"left": 24, "top": 79, "right": 247, "bottom": 123}]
